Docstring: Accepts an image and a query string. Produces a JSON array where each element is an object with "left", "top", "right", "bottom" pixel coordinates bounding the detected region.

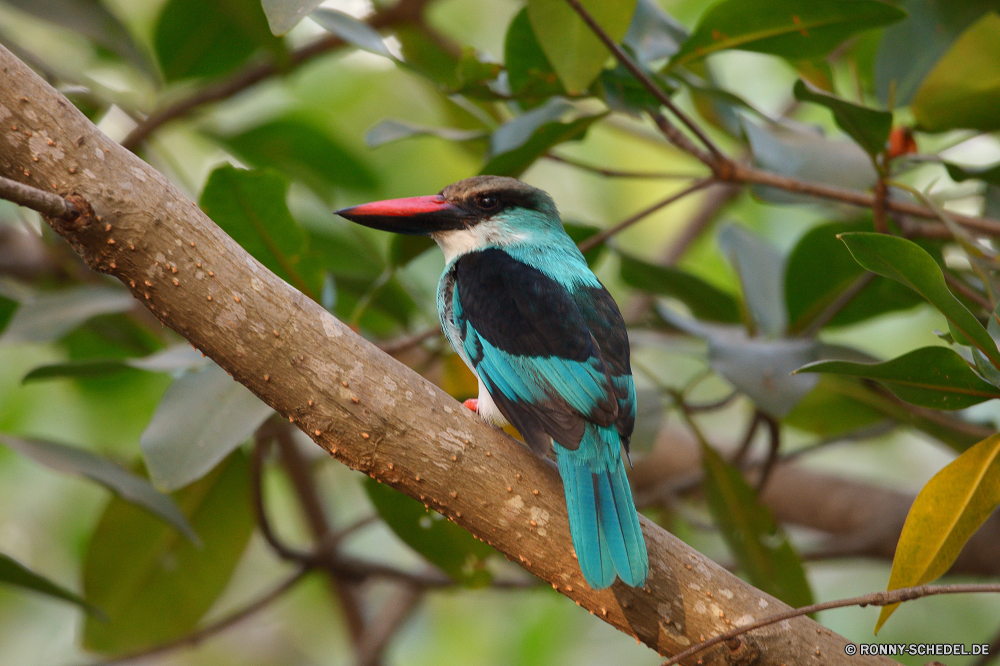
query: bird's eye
[{"left": 475, "top": 194, "right": 500, "bottom": 210}]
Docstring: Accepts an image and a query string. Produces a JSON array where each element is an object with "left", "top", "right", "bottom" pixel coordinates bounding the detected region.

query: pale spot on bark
[
  {"left": 719, "top": 588, "right": 734, "bottom": 600},
  {"left": 0, "top": 104, "right": 11, "bottom": 120},
  {"left": 322, "top": 314, "right": 342, "bottom": 338},
  {"left": 529, "top": 506, "right": 549, "bottom": 536},
  {"left": 28, "top": 131, "right": 63, "bottom": 160},
  {"left": 734, "top": 614, "right": 756, "bottom": 626},
  {"left": 500, "top": 494, "right": 524, "bottom": 527},
  {"left": 658, "top": 619, "right": 691, "bottom": 647},
  {"left": 758, "top": 598, "right": 769, "bottom": 609},
  {"left": 693, "top": 600, "right": 706, "bottom": 614}
]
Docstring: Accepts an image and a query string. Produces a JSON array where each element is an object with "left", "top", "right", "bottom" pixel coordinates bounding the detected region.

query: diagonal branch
[
  {"left": 120, "top": 0, "right": 435, "bottom": 151},
  {"left": 663, "top": 582, "right": 1000, "bottom": 666},
  {"left": 576, "top": 177, "right": 715, "bottom": 253},
  {"left": 561, "top": 0, "right": 726, "bottom": 167},
  {"left": 0, "top": 43, "right": 895, "bottom": 666}
]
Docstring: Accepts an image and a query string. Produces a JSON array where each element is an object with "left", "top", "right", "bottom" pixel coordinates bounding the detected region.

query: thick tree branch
[{"left": 0, "top": 44, "right": 893, "bottom": 665}]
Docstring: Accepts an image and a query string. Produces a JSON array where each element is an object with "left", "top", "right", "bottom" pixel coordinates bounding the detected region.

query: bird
[{"left": 336, "top": 175, "right": 648, "bottom": 589}]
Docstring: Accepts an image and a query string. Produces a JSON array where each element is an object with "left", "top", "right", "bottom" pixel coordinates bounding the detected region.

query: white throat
[{"left": 431, "top": 223, "right": 529, "bottom": 264}]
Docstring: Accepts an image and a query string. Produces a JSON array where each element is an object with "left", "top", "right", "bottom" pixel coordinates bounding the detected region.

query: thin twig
[
  {"left": 561, "top": 0, "right": 726, "bottom": 165},
  {"left": 84, "top": 568, "right": 310, "bottom": 666},
  {"left": 377, "top": 326, "right": 442, "bottom": 354},
  {"left": 798, "top": 273, "right": 874, "bottom": 337},
  {"left": 944, "top": 270, "right": 993, "bottom": 313},
  {"left": 873, "top": 178, "right": 888, "bottom": 234},
  {"left": 732, "top": 162, "right": 1000, "bottom": 234},
  {"left": 577, "top": 177, "right": 715, "bottom": 254},
  {"left": 0, "top": 174, "right": 79, "bottom": 219},
  {"left": 685, "top": 389, "right": 740, "bottom": 413},
  {"left": 356, "top": 586, "right": 424, "bottom": 666},
  {"left": 545, "top": 153, "right": 704, "bottom": 179},
  {"left": 273, "top": 421, "right": 368, "bottom": 647},
  {"left": 121, "top": 0, "right": 434, "bottom": 150},
  {"left": 731, "top": 411, "right": 762, "bottom": 467},
  {"left": 754, "top": 413, "right": 780, "bottom": 493},
  {"left": 662, "top": 583, "right": 1000, "bottom": 666}
]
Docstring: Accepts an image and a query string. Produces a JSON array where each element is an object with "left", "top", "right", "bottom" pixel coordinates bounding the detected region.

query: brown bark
[{"left": 0, "top": 44, "right": 893, "bottom": 665}]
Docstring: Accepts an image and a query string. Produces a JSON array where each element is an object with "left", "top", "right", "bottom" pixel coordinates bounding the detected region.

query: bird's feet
[{"left": 462, "top": 398, "right": 479, "bottom": 413}]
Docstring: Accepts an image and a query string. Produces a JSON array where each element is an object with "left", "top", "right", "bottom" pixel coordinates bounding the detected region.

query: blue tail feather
[
  {"left": 603, "top": 455, "right": 648, "bottom": 586},
  {"left": 556, "top": 427, "right": 649, "bottom": 590},
  {"left": 558, "top": 452, "right": 615, "bottom": 589}
]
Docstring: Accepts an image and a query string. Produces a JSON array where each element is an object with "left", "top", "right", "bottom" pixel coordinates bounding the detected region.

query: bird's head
[{"left": 336, "top": 176, "right": 564, "bottom": 261}]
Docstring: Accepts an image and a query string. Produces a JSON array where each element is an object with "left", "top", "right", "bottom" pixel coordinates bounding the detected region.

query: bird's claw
[{"left": 462, "top": 398, "right": 479, "bottom": 413}]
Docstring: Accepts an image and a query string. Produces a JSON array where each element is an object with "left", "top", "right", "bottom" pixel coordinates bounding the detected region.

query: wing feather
[{"left": 453, "top": 249, "right": 621, "bottom": 451}]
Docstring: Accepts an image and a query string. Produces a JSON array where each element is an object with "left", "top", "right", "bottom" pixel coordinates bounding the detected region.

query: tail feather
[
  {"left": 558, "top": 453, "right": 615, "bottom": 589},
  {"left": 602, "top": 456, "right": 648, "bottom": 586},
  {"left": 557, "top": 434, "right": 648, "bottom": 590}
]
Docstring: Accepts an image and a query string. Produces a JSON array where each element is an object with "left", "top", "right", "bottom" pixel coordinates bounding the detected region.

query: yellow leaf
[{"left": 875, "top": 433, "right": 1000, "bottom": 632}]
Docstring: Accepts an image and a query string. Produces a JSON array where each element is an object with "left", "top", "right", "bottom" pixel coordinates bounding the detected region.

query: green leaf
[
  {"left": 4, "top": 0, "right": 153, "bottom": 76},
  {"left": 364, "top": 478, "right": 494, "bottom": 587},
  {"left": 971, "top": 303, "right": 1000, "bottom": 388},
  {"left": 798, "top": 346, "right": 1000, "bottom": 410},
  {"left": 394, "top": 25, "right": 460, "bottom": 88},
  {"left": 670, "top": 0, "right": 905, "bottom": 69},
  {"left": 598, "top": 64, "right": 672, "bottom": 117},
  {"left": 22, "top": 345, "right": 208, "bottom": 382},
  {"left": 945, "top": 161, "right": 1000, "bottom": 187},
  {"left": 309, "top": 7, "right": 392, "bottom": 58},
  {"left": 0, "top": 436, "right": 199, "bottom": 545},
  {"left": 701, "top": 443, "right": 814, "bottom": 609},
  {"left": 216, "top": 117, "right": 378, "bottom": 196},
  {"left": 200, "top": 165, "right": 320, "bottom": 300},
  {"left": 911, "top": 12, "right": 1000, "bottom": 132},
  {"left": 619, "top": 254, "right": 741, "bottom": 323},
  {"left": 505, "top": 8, "right": 564, "bottom": 99},
  {"left": 83, "top": 451, "right": 254, "bottom": 654},
  {"left": 839, "top": 232, "right": 1000, "bottom": 369},
  {"left": 875, "top": 433, "right": 1000, "bottom": 632},
  {"left": 563, "top": 222, "right": 606, "bottom": 267},
  {"left": 482, "top": 98, "right": 606, "bottom": 177},
  {"left": 792, "top": 79, "right": 892, "bottom": 158},
  {"left": 786, "top": 375, "right": 980, "bottom": 452},
  {"left": 261, "top": 0, "right": 323, "bottom": 35},
  {"left": 622, "top": 0, "right": 687, "bottom": 66},
  {"left": 454, "top": 49, "right": 504, "bottom": 99},
  {"left": 0, "top": 552, "right": 98, "bottom": 615},
  {"left": 154, "top": 0, "right": 284, "bottom": 81},
  {"left": 365, "top": 120, "right": 486, "bottom": 149},
  {"left": 0, "top": 293, "right": 15, "bottom": 335},
  {"left": 741, "top": 117, "right": 877, "bottom": 203},
  {"left": 785, "top": 220, "right": 925, "bottom": 333},
  {"left": 526, "top": 0, "right": 638, "bottom": 93},
  {"left": 140, "top": 362, "right": 273, "bottom": 491},
  {"left": 718, "top": 224, "right": 787, "bottom": 337},
  {"left": 0, "top": 285, "right": 135, "bottom": 344},
  {"left": 389, "top": 235, "right": 436, "bottom": 268},
  {"left": 783, "top": 376, "right": 887, "bottom": 436},
  {"left": 659, "top": 308, "right": 819, "bottom": 418},
  {"left": 874, "top": 0, "right": 998, "bottom": 106}
]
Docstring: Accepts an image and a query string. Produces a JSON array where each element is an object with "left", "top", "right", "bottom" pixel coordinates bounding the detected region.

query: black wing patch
[{"left": 453, "top": 249, "right": 624, "bottom": 452}]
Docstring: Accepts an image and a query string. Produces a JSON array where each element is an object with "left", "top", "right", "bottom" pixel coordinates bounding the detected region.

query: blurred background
[{"left": 1, "top": 0, "right": 1000, "bottom": 664}]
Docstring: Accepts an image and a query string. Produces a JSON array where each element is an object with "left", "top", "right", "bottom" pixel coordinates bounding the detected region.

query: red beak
[{"left": 336, "top": 195, "right": 470, "bottom": 235}]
